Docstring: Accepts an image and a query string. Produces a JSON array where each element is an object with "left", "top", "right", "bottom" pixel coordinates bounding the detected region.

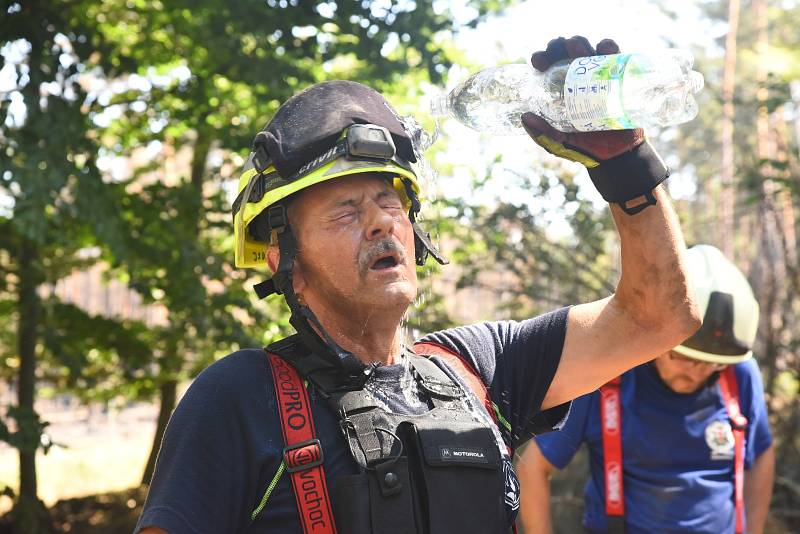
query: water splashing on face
[{"left": 400, "top": 114, "right": 439, "bottom": 204}]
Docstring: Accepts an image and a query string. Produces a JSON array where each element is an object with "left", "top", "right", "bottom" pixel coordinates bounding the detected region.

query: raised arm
[
  {"left": 542, "top": 186, "right": 698, "bottom": 408},
  {"left": 520, "top": 36, "right": 700, "bottom": 410}
]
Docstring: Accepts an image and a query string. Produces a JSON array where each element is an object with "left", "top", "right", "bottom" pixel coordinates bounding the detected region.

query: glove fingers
[
  {"left": 521, "top": 112, "right": 567, "bottom": 143},
  {"left": 565, "top": 35, "right": 595, "bottom": 57},
  {"left": 530, "top": 51, "right": 550, "bottom": 72},
  {"left": 596, "top": 38, "right": 620, "bottom": 55},
  {"left": 533, "top": 35, "right": 598, "bottom": 71},
  {"left": 544, "top": 36, "right": 570, "bottom": 65},
  {"left": 522, "top": 113, "right": 601, "bottom": 168}
]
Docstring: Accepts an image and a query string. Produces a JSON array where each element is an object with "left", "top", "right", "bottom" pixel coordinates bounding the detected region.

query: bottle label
[{"left": 564, "top": 54, "right": 635, "bottom": 132}]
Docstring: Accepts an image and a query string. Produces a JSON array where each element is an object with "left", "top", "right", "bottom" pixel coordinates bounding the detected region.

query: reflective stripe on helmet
[{"left": 232, "top": 135, "right": 421, "bottom": 268}]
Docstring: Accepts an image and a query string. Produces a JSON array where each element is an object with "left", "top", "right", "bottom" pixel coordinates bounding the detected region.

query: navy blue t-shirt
[
  {"left": 136, "top": 308, "right": 570, "bottom": 533},
  {"left": 534, "top": 358, "right": 773, "bottom": 534}
]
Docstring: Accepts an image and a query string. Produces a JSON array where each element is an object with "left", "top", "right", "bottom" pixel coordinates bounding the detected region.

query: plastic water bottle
[{"left": 431, "top": 51, "right": 704, "bottom": 135}]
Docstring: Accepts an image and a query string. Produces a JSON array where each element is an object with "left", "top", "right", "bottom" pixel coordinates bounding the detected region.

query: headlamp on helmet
[{"left": 348, "top": 124, "right": 397, "bottom": 160}]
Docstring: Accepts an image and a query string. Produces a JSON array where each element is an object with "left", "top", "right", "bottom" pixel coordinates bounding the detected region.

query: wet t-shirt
[{"left": 135, "top": 307, "right": 570, "bottom": 533}]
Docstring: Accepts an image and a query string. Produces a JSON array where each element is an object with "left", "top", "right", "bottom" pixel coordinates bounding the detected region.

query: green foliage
[
  {"left": 0, "top": 406, "right": 52, "bottom": 455},
  {"left": 79, "top": 0, "right": 515, "bottom": 159},
  {"left": 437, "top": 156, "right": 615, "bottom": 321},
  {"left": 40, "top": 301, "right": 154, "bottom": 401},
  {"left": 0, "top": 0, "right": 129, "bottom": 482}
]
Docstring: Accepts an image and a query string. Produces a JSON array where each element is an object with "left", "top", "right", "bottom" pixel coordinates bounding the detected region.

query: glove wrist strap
[{"left": 587, "top": 140, "right": 669, "bottom": 215}]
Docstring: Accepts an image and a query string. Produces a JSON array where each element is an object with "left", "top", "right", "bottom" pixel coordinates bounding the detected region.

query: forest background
[{"left": 0, "top": 0, "right": 798, "bottom": 532}]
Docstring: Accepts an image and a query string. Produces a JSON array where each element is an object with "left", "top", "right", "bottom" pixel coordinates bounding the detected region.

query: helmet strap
[
  {"left": 401, "top": 179, "right": 449, "bottom": 267},
  {"left": 250, "top": 131, "right": 272, "bottom": 174},
  {"left": 413, "top": 223, "right": 449, "bottom": 266}
]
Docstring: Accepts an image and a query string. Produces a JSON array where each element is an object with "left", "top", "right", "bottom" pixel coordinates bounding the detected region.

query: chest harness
[
  {"left": 599, "top": 366, "right": 747, "bottom": 533},
  {"left": 264, "top": 334, "right": 515, "bottom": 534}
]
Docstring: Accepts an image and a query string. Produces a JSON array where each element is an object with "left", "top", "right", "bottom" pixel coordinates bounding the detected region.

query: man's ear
[{"left": 267, "top": 245, "right": 280, "bottom": 274}]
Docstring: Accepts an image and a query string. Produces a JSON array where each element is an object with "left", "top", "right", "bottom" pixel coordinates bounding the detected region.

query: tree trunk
[
  {"left": 141, "top": 379, "right": 178, "bottom": 486},
  {"left": 719, "top": 0, "right": 740, "bottom": 257},
  {"left": 13, "top": 240, "right": 51, "bottom": 533},
  {"left": 190, "top": 126, "right": 211, "bottom": 191},
  {"left": 770, "top": 116, "right": 799, "bottom": 387},
  {"left": 752, "top": 0, "right": 782, "bottom": 394},
  {"left": 10, "top": 4, "right": 53, "bottom": 530},
  {"left": 771, "top": 115, "right": 798, "bottom": 281}
]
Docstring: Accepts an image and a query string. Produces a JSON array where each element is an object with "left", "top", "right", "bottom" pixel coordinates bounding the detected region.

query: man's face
[
  {"left": 280, "top": 173, "right": 418, "bottom": 320},
  {"left": 653, "top": 351, "right": 727, "bottom": 394}
]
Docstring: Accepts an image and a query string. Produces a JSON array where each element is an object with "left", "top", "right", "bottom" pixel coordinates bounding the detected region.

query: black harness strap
[{"left": 409, "top": 355, "right": 464, "bottom": 399}]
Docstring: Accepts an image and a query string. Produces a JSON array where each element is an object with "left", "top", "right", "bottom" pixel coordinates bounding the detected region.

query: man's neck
[{"left": 305, "top": 305, "right": 406, "bottom": 365}]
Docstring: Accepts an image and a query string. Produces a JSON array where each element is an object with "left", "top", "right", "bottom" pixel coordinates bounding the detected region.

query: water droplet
[{"left": 400, "top": 114, "right": 438, "bottom": 155}]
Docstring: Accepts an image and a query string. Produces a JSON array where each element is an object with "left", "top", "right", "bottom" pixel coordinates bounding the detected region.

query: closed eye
[
  {"left": 376, "top": 189, "right": 403, "bottom": 211},
  {"left": 332, "top": 210, "right": 357, "bottom": 222},
  {"left": 381, "top": 203, "right": 404, "bottom": 211}
]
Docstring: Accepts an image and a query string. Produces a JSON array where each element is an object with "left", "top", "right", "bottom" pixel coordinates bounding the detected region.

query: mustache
[{"left": 358, "top": 238, "right": 408, "bottom": 277}]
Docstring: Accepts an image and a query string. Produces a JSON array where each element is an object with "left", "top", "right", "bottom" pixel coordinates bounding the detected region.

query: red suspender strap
[
  {"left": 719, "top": 366, "right": 747, "bottom": 534},
  {"left": 599, "top": 377, "right": 625, "bottom": 525},
  {"left": 268, "top": 353, "right": 337, "bottom": 534}
]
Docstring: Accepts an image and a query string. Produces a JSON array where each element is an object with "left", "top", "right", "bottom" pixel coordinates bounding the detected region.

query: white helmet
[{"left": 673, "top": 244, "right": 760, "bottom": 364}]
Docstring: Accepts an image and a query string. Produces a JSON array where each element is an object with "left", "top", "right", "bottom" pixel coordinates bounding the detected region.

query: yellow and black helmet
[
  {"left": 673, "top": 244, "right": 760, "bottom": 363},
  {"left": 232, "top": 80, "right": 440, "bottom": 269}
]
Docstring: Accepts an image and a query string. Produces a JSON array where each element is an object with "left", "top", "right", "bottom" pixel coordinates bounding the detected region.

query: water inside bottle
[{"left": 438, "top": 64, "right": 543, "bottom": 136}]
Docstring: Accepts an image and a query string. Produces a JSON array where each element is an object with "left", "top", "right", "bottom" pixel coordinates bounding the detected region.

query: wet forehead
[{"left": 291, "top": 173, "right": 397, "bottom": 219}]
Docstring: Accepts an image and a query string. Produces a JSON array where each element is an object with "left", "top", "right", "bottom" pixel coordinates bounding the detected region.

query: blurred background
[{"left": 0, "top": 0, "right": 798, "bottom": 532}]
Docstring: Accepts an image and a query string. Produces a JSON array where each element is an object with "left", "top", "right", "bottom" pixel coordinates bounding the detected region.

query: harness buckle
[
  {"left": 284, "top": 438, "right": 324, "bottom": 473},
  {"left": 730, "top": 414, "right": 748, "bottom": 430}
]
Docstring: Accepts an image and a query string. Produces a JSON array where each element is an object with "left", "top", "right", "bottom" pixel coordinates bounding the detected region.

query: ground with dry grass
[
  {"left": 0, "top": 400, "right": 155, "bottom": 523},
  {"left": 0, "top": 487, "right": 146, "bottom": 534}
]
